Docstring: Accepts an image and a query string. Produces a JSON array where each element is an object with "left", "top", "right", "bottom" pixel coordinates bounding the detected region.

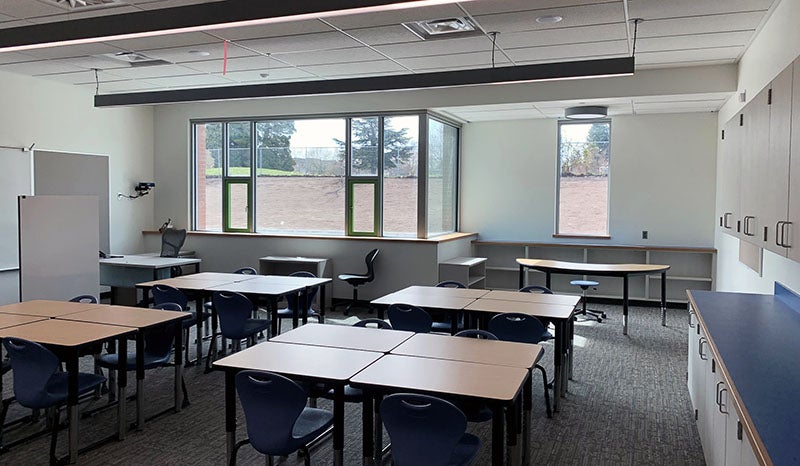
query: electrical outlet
[{"left": 642, "top": 230, "right": 648, "bottom": 239}]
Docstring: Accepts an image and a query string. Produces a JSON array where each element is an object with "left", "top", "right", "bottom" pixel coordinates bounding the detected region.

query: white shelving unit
[
  {"left": 473, "top": 241, "right": 716, "bottom": 304},
  {"left": 438, "top": 256, "right": 487, "bottom": 289}
]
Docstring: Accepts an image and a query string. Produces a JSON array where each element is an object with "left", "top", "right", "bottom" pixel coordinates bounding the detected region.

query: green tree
[
  {"left": 334, "top": 118, "right": 415, "bottom": 172},
  {"left": 204, "top": 121, "right": 297, "bottom": 172}
]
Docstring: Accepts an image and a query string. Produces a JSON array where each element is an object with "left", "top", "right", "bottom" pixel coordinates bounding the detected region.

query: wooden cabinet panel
[
  {"left": 788, "top": 57, "right": 800, "bottom": 261},
  {"left": 739, "top": 87, "right": 770, "bottom": 243},
  {"left": 718, "top": 118, "right": 741, "bottom": 236},
  {"left": 762, "top": 66, "right": 793, "bottom": 255}
]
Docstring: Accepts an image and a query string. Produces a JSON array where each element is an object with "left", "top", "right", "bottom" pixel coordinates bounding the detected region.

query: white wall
[
  {"left": 0, "top": 71, "right": 154, "bottom": 304},
  {"left": 715, "top": 0, "right": 800, "bottom": 293},
  {"left": 461, "top": 113, "right": 717, "bottom": 247}
]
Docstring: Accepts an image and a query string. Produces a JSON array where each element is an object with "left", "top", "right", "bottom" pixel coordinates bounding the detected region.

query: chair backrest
[
  {"left": 519, "top": 285, "right": 553, "bottom": 294},
  {"left": 454, "top": 329, "right": 498, "bottom": 340},
  {"left": 488, "top": 313, "right": 547, "bottom": 344},
  {"left": 146, "top": 303, "right": 182, "bottom": 358},
  {"left": 160, "top": 228, "right": 187, "bottom": 258},
  {"left": 236, "top": 370, "right": 309, "bottom": 455},
  {"left": 387, "top": 303, "right": 432, "bottom": 333},
  {"left": 352, "top": 318, "right": 393, "bottom": 329},
  {"left": 213, "top": 291, "right": 255, "bottom": 338},
  {"left": 285, "top": 271, "right": 319, "bottom": 313},
  {"left": 363, "top": 248, "right": 379, "bottom": 281},
  {"left": 436, "top": 280, "right": 466, "bottom": 289},
  {"left": 234, "top": 267, "right": 258, "bottom": 275},
  {"left": 69, "top": 294, "right": 98, "bottom": 303},
  {"left": 2, "top": 338, "right": 61, "bottom": 408},
  {"left": 152, "top": 284, "right": 188, "bottom": 310},
  {"left": 153, "top": 302, "right": 183, "bottom": 312},
  {"left": 381, "top": 393, "right": 468, "bottom": 466}
]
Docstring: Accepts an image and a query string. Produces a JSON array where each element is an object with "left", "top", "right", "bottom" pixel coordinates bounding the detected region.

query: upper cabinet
[
  {"left": 765, "top": 66, "right": 793, "bottom": 255},
  {"left": 739, "top": 87, "right": 770, "bottom": 241},
  {"left": 717, "top": 118, "right": 741, "bottom": 236},
  {"left": 788, "top": 58, "right": 800, "bottom": 261}
]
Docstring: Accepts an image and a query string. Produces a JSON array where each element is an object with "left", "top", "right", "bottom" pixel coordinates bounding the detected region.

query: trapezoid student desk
[{"left": 516, "top": 259, "right": 670, "bottom": 335}]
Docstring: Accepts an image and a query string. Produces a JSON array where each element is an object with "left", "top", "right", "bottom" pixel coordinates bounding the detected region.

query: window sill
[
  {"left": 142, "top": 230, "right": 477, "bottom": 244},
  {"left": 552, "top": 234, "right": 611, "bottom": 240}
]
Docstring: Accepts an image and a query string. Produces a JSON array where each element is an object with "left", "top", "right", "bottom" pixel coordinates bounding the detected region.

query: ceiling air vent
[
  {"left": 101, "top": 51, "right": 171, "bottom": 67},
  {"left": 38, "top": 0, "right": 124, "bottom": 10},
  {"left": 402, "top": 17, "right": 483, "bottom": 40}
]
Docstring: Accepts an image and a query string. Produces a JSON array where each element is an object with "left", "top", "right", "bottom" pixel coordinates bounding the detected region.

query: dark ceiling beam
[
  {"left": 0, "top": 0, "right": 437, "bottom": 50},
  {"left": 94, "top": 57, "right": 635, "bottom": 107}
]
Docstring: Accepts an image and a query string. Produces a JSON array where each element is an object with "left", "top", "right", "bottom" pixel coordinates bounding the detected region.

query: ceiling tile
[
  {"left": 0, "top": 1, "right": 73, "bottom": 18},
  {"left": 474, "top": 3, "right": 626, "bottom": 34},
  {"left": 0, "top": 51, "right": 39, "bottom": 65},
  {"left": 276, "top": 46, "right": 386, "bottom": 67},
  {"left": 137, "top": 73, "right": 237, "bottom": 88},
  {"left": 129, "top": 0, "right": 226, "bottom": 9},
  {"left": 212, "top": 20, "right": 333, "bottom": 41},
  {"left": 99, "top": 63, "right": 202, "bottom": 79},
  {"left": 634, "top": 100, "right": 724, "bottom": 111},
  {"left": 20, "top": 42, "right": 127, "bottom": 60},
  {"left": 497, "top": 23, "right": 627, "bottom": 49},
  {"left": 637, "top": 31, "right": 753, "bottom": 53},
  {"left": 222, "top": 67, "right": 317, "bottom": 83},
  {"left": 182, "top": 55, "right": 278, "bottom": 74},
  {"left": 300, "top": 60, "right": 406, "bottom": 77},
  {"left": 635, "top": 46, "right": 744, "bottom": 66},
  {"left": 345, "top": 25, "right": 422, "bottom": 46},
  {"left": 0, "top": 59, "right": 84, "bottom": 76},
  {"left": 627, "top": 0, "right": 774, "bottom": 20},
  {"left": 632, "top": 92, "right": 732, "bottom": 103},
  {"left": 324, "top": 4, "right": 464, "bottom": 29},
  {"left": 38, "top": 68, "right": 130, "bottom": 85},
  {"left": 505, "top": 40, "right": 628, "bottom": 63},
  {"left": 27, "top": 6, "right": 141, "bottom": 24},
  {"left": 238, "top": 31, "right": 362, "bottom": 54},
  {"left": 636, "top": 58, "right": 736, "bottom": 70},
  {"left": 141, "top": 41, "right": 256, "bottom": 64},
  {"left": 47, "top": 55, "right": 132, "bottom": 71},
  {"left": 81, "top": 79, "right": 162, "bottom": 93},
  {"left": 105, "top": 32, "right": 219, "bottom": 52},
  {"left": 396, "top": 51, "right": 509, "bottom": 71},
  {"left": 376, "top": 35, "right": 493, "bottom": 59},
  {"left": 462, "top": 0, "right": 617, "bottom": 16},
  {"left": 638, "top": 12, "right": 765, "bottom": 38}
]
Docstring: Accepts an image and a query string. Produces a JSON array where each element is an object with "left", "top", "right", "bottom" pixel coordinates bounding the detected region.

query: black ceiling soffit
[
  {"left": 94, "top": 57, "right": 635, "bottom": 107},
  {"left": 0, "top": 0, "right": 432, "bottom": 49}
]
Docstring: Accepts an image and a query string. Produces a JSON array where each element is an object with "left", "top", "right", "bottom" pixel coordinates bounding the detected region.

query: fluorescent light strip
[{"left": 0, "top": 0, "right": 477, "bottom": 53}]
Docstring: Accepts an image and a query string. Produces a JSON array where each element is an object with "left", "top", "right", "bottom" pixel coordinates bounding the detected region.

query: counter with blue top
[{"left": 687, "top": 283, "right": 800, "bottom": 466}]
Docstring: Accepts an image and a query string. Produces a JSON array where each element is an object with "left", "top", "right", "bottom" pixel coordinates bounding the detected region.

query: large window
[
  {"left": 192, "top": 112, "right": 456, "bottom": 238},
  {"left": 557, "top": 121, "right": 610, "bottom": 237}
]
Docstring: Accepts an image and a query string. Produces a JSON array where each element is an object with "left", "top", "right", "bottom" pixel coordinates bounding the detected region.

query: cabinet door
[
  {"left": 705, "top": 359, "right": 727, "bottom": 466},
  {"left": 718, "top": 118, "right": 742, "bottom": 235},
  {"left": 739, "top": 87, "right": 771, "bottom": 244},
  {"left": 788, "top": 57, "right": 800, "bottom": 261},
  {"left": 687, "top": 309, "right": 701, "bottom": 409},
  {"left": 739, "top": 432, "right": 760, "bottom": 466},
  {"left": 763, "top": 65, "right": 793, "bottom": 255},
  {"left": 697, "top": 329, "right": 711, "bottom": 460},
  {"left": 724, "top": 406, "right": 742, "bottom": 466}
]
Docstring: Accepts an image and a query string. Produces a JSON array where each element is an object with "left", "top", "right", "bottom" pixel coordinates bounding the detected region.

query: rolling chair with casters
[
  {"left": 160, "top": 228, "right": 187, "bottom": 277},
  {"left": 570, "top": 280, "right": 606, "bottom": 322},
  {"left": 432, "top": 281, "right": 466, "bottom": 332},
  {"left": 337, "top": 248, "right": 379, "bottom": 316},
  {"left": 387, "top": 303, "right": 433, "bottom": 333},
  {"left": 488, "top": 313, "right": 552, "bottom": 418},
  {"left": 273, "top": 271, "right": 323, "bottom": 336},
  {"left": 381, "top": 393, "right": 481, "bottom": 466},
  {"left": 230, "top": 370, "right": 333, "bottom": 466}
]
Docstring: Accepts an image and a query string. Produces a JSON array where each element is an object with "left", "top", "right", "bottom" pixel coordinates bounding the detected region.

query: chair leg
[
  {"left": 181, "top": 376, "right": 191, "bottom": 408},
  {"left": 535, "top": 364, "right": 552, "bottom": 418},
  {"left": 48, "top": 407, "right": 60, "bottom": 466},
  {"left": 205, "top": 333, "right": 218, "bottom": 372},
  {"left": 0, "top": 398, "right": 12, "bottom": 451},
  {"left": 108, "top": 369, "right": 117, "bottom": 403},
  {"left": 300, "top": 446, "right": 311, "bottom": 466},
  {"left": 183, "top": 328, "right": 190, "bottom": 363},
  {"left": 229, "top": 438, "right": 250, "bottom": 466}
]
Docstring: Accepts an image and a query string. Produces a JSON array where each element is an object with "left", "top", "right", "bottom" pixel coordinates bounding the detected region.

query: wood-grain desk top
[
  {"left": 213, "top": 342, "right": 382, "bottom": 382},
  {"left": 0, "top": 300, "right": 108, "bottom": 318},
  {"left": 270, "top": 323, "right": 414, "bottom": 353},
  {"left": 516, "top": 258, "right": 670, "bottom": 275},
  {"left": 57, "top": 306, "right": 191, "bottom": 329},
  {"left": 0, "top": 319, "right": 133, "bottom": 347},
  {"left": 0, "top": 314, "right": 47, "bottom": 330},
  {"left": 371, "top": 293, "right": 476, "bottom": 310},
  {"left": 483, "top": 290, "right": 580, "bottom": 307},
  {"left": 206, "top": 278, "right": 305, "bottom": 296},
  {"left": 391, "top": 286, "right": 491, "bottom": 299},
  {"left": 391, "top": 333, "right": 541, "bottom": 369},
  {"left": 466, "top": 298, "right": 576, "bottom": 320},
  {"left": 350, "top": 354, "right": 527, "bottom": 402}
]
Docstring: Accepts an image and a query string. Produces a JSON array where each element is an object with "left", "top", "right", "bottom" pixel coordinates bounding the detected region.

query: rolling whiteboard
[
  {"left": 19, "top": 195, "right": 99, "bottom": 301},
  {"left": 0, "top": 148, "right": 32, "bottom": 270}
]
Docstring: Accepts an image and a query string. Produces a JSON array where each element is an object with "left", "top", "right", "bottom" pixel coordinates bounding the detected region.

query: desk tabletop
[
  {"left": 171, "top": 272, "right": 256, "bottom": 282},
  {"left": 57, "top": 306, "right": 190, "bottom": 329},
  {"left": 351, "top": 354, "right": 526, "bottom": 402},
  {"left": 270, "top": 323, "right": 414, "bottom": 353},
  {"left": 0, "top": 300, "right": 108, "bottom": 318},
  {"left": 206, "top": 277, "right": 305, "bottom": 296},
  {"left": 371, "top": 292, "right": 476, "bottom": 309},
  {"left": 466, "top": 298, "right": 576, "bottom": 320},
  {"left": 391, "top": 333, "right": 541, "bottom": 369},
  {"left": 137, "top": 276, "right": 240, "bottom": 290},
  {"left": 261, "top": 275, "right": 332, "bottom": 286},
  {"left": 0, "top": 319, "right": 133, "bottom": 347},
  {"left": 213, "top": 342, "right": 382, "bottom": 382},
  {"left": 100, "top": 255, "right": 201, "bottom": 268},
  {"left": 260, "top": 256, "right": 328, "bottom": 264},
  {"left": 391, "top": 285, "right": 491, "bottom": 299},
  {"left": 516, "top": 258, "right": 670, "bottom": 275},
  {"left": 0, "top": 314, "right": 47, "bottom": 330},
  {"left": 483, "top": 290, "right": 580, "bottom": 307}
]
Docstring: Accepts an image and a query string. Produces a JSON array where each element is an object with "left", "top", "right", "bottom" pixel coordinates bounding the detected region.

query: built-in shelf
[{"left": 439, "top": 257, "right": 487, "bottom": 289}]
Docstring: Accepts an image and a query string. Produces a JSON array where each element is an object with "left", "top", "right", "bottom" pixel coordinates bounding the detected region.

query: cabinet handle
[
  {"left": 723, "top": 212, "right": 732, "bottom": 229},
  {"left": 743, "top": 216, "right": 756, "bottom": 236},
  {"left": 698, "top": 337, "right": 708, "bottom": 360},
  {"left": 781, "top": 222, "right": 792, "bottom": 248},
  {"left": 688, "top": 309, "right": 695, "bottom": 328},
  {"left": 716, "top": 381, "right": 724, "bottom": 405},
  {"left": 776, "top": 221, "right": 784, "bottom": 247},
  {"left": 719, "top": 388, "right": 729, "bottom": 414}
]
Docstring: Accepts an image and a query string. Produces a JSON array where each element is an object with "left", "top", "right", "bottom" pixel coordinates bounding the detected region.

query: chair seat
[
  {"left": 224, "top": 319, "right": 270, "bottom": 340},
  {"left": 31, "top": 372, "right": 107, "bottom": 408},
  {"left": 0, "top": 360, "right": 9, "bottom": 375},
  {"left": 182, "top": 310, "right": 212, "bottom": 329},
  {"left": 431, "top": 320, "right": 465, "bottom": 332},
  {"left": 282, "top": 408, "right": 334, "bottom": 455},
  {"left": 276, "top": 307, "right": 319, "bottom": 319},
  {"left": 570, "top": 280, "right": 599, "bottom": 287},
  {"left": 323, "top": 384, "right": 363, "bottom": 402},
  {"left": 338, "top": 273, "right": 370, "bottom": 285},
  {"left": 455, "top": 401, "right": 493, "bottom": 423},
  {"left": 97, "top": 352, "right": 172, "bottom": 371},
  {"left": 451, "top": 433, "right": 481, "bottom": 466}
]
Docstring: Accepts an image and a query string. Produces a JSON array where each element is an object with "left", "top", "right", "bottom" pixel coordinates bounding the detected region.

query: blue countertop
[{"left": 689, "top": 289, "right": 800, "bottom": 466}]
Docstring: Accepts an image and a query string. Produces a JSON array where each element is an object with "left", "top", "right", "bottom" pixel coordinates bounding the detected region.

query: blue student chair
[
  {"left": 518, "top": 285, "right": 555, "bottom": 340},
  {"left": 431, "top": 281, "right": 467, "bottom": 332},
  {"left": 488, "top": 313, "right": 552, "bottom": 418},
  {"left": 352, "top": 318, "right": 393, "bottom": 329},
  {"left": 274, "top": 271, "right": 322, "bottom": 335},
  {"left": 69, "top": 295, "right": 98, "bottom": 303},
  {"left": 387, "top": 303, "right": 433, "bottom": 333},
  {"left": 453, "top": 329, "right": 499, "bottom": 422},
  {"left": 206, "top": 292, "right": 270, "bottom": 371},
  {"left": 0, "top": 338, "right": 106, "bottom": 463},
  {"left": 230, "top": 370, "right": 334, "bottom": 466},
  {"left": 381, "top": 393, "right": 481, "bottom": 466},
  {"left": 153, "top": 284, "right": 211, "bottom": 362}
]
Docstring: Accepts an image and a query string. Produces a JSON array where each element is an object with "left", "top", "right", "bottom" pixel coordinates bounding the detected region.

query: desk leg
[
  {"left": 373, "top": 395, "right": 383, "bottom": 465},
  {"left": 623, "top": 275, "right": 629, "bottom": 335},
  {"left": 195, "top": 295, "right": 205, "bottom": 365},
  {"left": 117, "top": 337, "right": 128, "bottom": 440},
  {"left": 519, "top": 264, "right": 524, "bottom": 290},
  {"left": 268, "top": 296, "right": 278, "bottom": 337},
  {"left": 523, "top": 372, "right": 532, "bottom": 466},
  {"left": 225, "top": 370, "right": 236, "bottom": 464},
  {"left": 174, "top": 322, "right": 185, "bottom": 411},
  {"left": 553, "top": 320, "right": 563, "bottom": 412},
  {"left": 333, "top": 385, "right": 344, "bottom": 466},
  {"left": 568, "top": 313, "right": 575, "bottom": 381},
  {"left": 135, "top": 333, "right": 145, "bottom": 431},
  {"left": 139, "top": 286, "right": 151, "bottom": 308},
  {"left": 67, "top": 352, "right": 79, "bottom": 464},
  {"left": 319, "top": 284, "right": 326, "bottom": 324},
  {"left": 362, "top": 392, "right": 373, "bottom": 466},
  {"left": 491, "top": 405, "right": 504, "bottom": 466},
  {"left": 302, "top": 289, "right": 310, "bottom": 326},
  {"left": 292, "top": 291, "right": 301, "bottom": 329},
  {"left": 506, "top": 396, "right": 520, "bottom": 466},
  {"left": 545, "top": 272, "right": 551, "bottom": 290},
  {"left": 661, "top": 271, "right": 667, "bottom": 326},
  {"left": 451, "top": 310, "right": 459, "bottom": 335}
]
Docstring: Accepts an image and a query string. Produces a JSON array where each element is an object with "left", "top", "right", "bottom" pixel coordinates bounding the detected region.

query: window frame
[{"left": 555, "top": 118, "right": 611, "bottom": 238}]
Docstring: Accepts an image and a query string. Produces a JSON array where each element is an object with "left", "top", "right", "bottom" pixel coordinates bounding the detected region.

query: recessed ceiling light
[
  {"left": 565, "top": 105, "right": 608, "bottom": 119},
  {"left": 402, "top": 16, "right": 482, "bottom": 40},
  {"left": 188, "top": 50, "right": 211, "bottom": 57},
  {"left": 536, "top": 15, "right": 563, "bottom": 24}
]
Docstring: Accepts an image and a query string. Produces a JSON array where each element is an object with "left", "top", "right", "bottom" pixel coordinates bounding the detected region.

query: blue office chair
[
  {"left": 231, "top": 370, "right": 334, "bottom": 466},
  {"left": 431, "top": 281, "right": 466, "bottom": 332},
  {"left": 518, "top": 285, "right": 555, "bottom": 340},
  {"left": 387, "top": 303, "right": 433, "bottom": 333},
  {"left": 488, "top": 313, "right": 552, "bottom": 418},
  {"left": 153, "top": 284, "right": 210, "bottom": 362},
  {"left": 381, "top": 393, "right": 481, "bottom": 466},
  {"left": 0, "top": 338, "right": 106, "bottom": 463},
  {"left": 274, "top": 271, "right": 322, "bottom": 335},
  {"left": 206, "top": 292, "right": 270, "bottom": 371},
  {"left": 352, "top": 318, "right": 393, "bottom": 329}
]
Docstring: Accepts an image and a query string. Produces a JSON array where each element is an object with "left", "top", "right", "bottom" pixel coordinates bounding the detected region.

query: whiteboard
[
  {"left": 0, "top": 147, "right": 32, "bottom": 270},
  {"left": 19, "top": 195, "right": 99, "bottom": 301}
]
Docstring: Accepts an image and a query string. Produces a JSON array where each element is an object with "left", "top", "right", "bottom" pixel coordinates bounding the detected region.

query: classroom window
[
  {"left": 557, "top": 120, "right": 610, "bottom": 237},
  {"left": 192, "top": 112, "right": 457, "bottom": 237}
]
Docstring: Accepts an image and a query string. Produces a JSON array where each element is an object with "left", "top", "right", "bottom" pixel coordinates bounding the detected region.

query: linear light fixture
[
  {"left": 0, "top": 0, "right": 479, "bottom": 53},
  {"left": 94, "top": 57, "right": 634, "bottom": 107}
]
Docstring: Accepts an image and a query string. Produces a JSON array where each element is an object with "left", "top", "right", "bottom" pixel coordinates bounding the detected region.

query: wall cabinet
[
  {"left": 788, "top": 58, "right": 800, "bottom": 261},
  {"left": 717, "top": 118, "right": 741, "bottom": 235}
]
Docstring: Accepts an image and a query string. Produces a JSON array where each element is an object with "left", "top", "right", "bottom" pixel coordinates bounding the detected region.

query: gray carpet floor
[{"left": 1, "top": 303, "right": 705, "bottom": 465}]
